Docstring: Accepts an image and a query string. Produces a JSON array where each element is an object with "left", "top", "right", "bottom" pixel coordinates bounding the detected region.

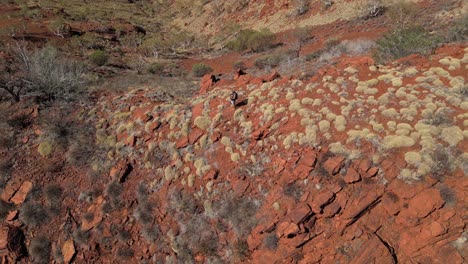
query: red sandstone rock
[
  {"left": 62, "top": 239, "right": 76, "bottom": 263},
  {"left": 381, "top": 192, "right": 400, "bottom": 216},
  {"left": 323, "top": 156, "right": 345, "bottom": 175},
  {"left": 311, "top": 190, "right": 335, "bottom": 213},
  {"left": 288, "top": 203, "right": 313, "bottom": 225},
  {"left": 407, "top": 188, "right": 445, "bottom": 218},
  {"left": 10, "top": 181, "right": 33, "bottom": 205},
  {"left": 293, "top": 164, "right": 313, "bottom": 179},
  {"left": 263, "top": 71, "right": 280, "bottom": 82},
  {"left": 344, "top": 168, "right": 361, "bottom": 183},
  {"left": 276, "top": 221, "right": 299, "bottom": 238},
  {"left": 322, "top": 202, "right": 341, "bottom": 218},
  {"left": 0, "top": 226, "right": 8, "bottom": 249}
]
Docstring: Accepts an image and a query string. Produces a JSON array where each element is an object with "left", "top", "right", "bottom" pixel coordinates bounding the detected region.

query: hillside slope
[{"left": 1, "top": 44, "right": 466, "bottom": 263}]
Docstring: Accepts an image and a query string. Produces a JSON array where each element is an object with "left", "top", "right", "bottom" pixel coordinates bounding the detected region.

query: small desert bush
[
  {"left": 373, "top": 27, "right": 441, "bottom": 62},
  {"left": 0, "top": 200, "right": 14, "bottom": 219},
  {"left": 7, "top": 114, "right": 30, "bottom": 130},
  {"left": 317, "top": 38, "right": 375, "bottom": 62},
  {"left": 106, "top": 181, "right": 123, "bottom": 202},
  {"left": 215, "top": 194, "right": 260, "bottom": 236},
  {"left": 386, "top": 0, "right": 418, "bottom": 29},
  {"left": 192, "top": 63, "right": 213, "bottom": 77},
  {"left": 233, "top": 239, "right": 250, "bottom": 261},
  {"left": 296, "top": 0, "right": 311, "bottom": 15},
  {"left": 18, "top": 45, "right": 85, "bottom": 101},
  {"left": 117, "top": 248, "right": 134, "bottom": 259},
  {"left": 284, "top": 181, "right": 303, "bottom": 201},
  {"left": 233, "top": 61, "right": 247, "bottom": 70},
  {"left": 445, "top": 14, "right": 468, "bottom": 43},
  {"left": 360, "top": 0, "right": 385, "bottom": 19},
  {"left": 117, "top": 229, "right": 131, "bottom": 242},
  {"left": 226, "top": 28, "right": 275, "bottom": 52},
  {"left": 29, "top": 236, "right": 51, "bottom": 264},
  {"left": 0, "top": 160, "right": 13, "bottom": 190},
  {"left": 423, "top": 109, "right": 453, "bottom": 126},
  {"left": 431, "top": 146, "right": 454, "bottom": 180},
  {"left": 44, "top": 184, "right": 63, "bottom": 205},
  {"left": 148, "top": 62, "right": 165, "bottom": 75},
  {"left": 19, "top": 202, "right": 48, "bottom": 226},
  {"left": 72, "top": 229, "right": 90, "bottom": 245},
  {"left": 133, "top": 200, "right": 154, "bottom": 225},
  {"left": 320, "top": 0, "right": 334, "bottom": 10},
  {"left": 438, "top": 185, "right": 456, "bottom": 206},
  {"left": 263, "top": 233, "right": 279, "bottom": 250},
  {"left": 254, "top": 54, "right": 283, "bottom": 69},
  {"left": 89, "top": 50, "right": 109, "bottom": 66}
]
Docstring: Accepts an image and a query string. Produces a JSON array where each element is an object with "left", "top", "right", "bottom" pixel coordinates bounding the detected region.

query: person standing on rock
[{"left": 230, "top": 91, "right": 238, "bottom": 107}]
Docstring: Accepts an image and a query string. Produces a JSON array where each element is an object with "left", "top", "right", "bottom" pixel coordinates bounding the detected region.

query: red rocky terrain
[{"left": 0, "top": 43, "right": 466, "bottom": 263}]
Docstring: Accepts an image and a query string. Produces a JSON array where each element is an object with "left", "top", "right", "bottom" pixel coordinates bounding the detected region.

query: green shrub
[
  {"left": 148, "top": 62, "right": 165, "bottom": 75},
  {"left": 254, "top": 54, "right": 283, "bottom": 69},
  {"left": 226, "top": 28, "right": 275, "bottom": 52},
  {"left": 192, "top": 63, "right": 213, "bottom": 77},
  {"left": 373, "top": 27, "right": 441, "bottom": 62},
  {"left": 89, "top": 50, "right": 109, "bottom": 66}
]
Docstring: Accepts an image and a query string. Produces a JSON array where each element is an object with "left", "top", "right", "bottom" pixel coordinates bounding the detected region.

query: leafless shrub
[
  {"left": 321, "top": 0, "right": 334, "bottom": 10},
  {"left": 117, "top": 247, "right": 134, "bottom": 259},
  {"left": 142, "top": 225, "right": 160, "bottom": 243},
  {"left": 72, "top": 229, "right": 90, "bottom": 245},
  {"left": 44, "top": 184, "right": 63, "bottom": 207},
  {"left": 0, "top": 200, "right": 14, "bottom": 219},
  {"left": 0, "top": 159, "right": 13, "bottom": 190},
  {"left": 438, "top": 185, "right": 456, "bottom": 206},
  {"left": 423, "top": 108, "right": 453, "bottom": 126},
  {"left": 232, "top": 240, "right": 250, "bottom": 261},
  {"left": 176, "top": 214, "right": 219, "bottom": 259},
  {"left": 15, "top": 44, "right": 86, "bottom": 102},
  {"left": 318, "top": 39, "right": 375, "bottom": 62},
  {"left": 295, "top": 0, "right": 310, "bottom": 15},
  {"left": 29, "top": 236, "right": 51, "bottom": 264},
  {"left": 284, "top": 181, "right": 303, "bottom": 201},
  {"left": 19, "top": 202, "right": 48, "bottom": 226},
  {"left": 263, "top": 233, "right": 278, "bottom": 250},
  {"left": 133, "top": 200, "right": 155, "bottom": 225},
  {"left": 215, "top": 194, "right": 260, "bottom": 236},
  {"left": 431, "top": 146, "right": 454, "bottom": 180}
]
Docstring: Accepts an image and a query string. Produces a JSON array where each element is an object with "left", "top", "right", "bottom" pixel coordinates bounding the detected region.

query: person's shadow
[{"left": 235, "top": 99, "right": 248, "bottom": 108}]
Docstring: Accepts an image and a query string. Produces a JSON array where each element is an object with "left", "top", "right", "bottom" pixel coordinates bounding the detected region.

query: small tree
[{"left": 290, "top": 26, "right": 312, "bottom": 58}]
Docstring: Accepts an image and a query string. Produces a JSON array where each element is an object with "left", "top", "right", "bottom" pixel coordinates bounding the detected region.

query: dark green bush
[
  {"left": 148, "top": 62, "right": 165, "bottom": 75},
  {"left": 89, "top": 50, "right": 109, "bottom": 66},
  {"left": 374, "top": 26, "right": 441, "bottom": 62},
  {"left": 226, "top": 28, "right": 275, "bottom": 52},
  {"left": 192, "top": 63, "right": 213, "bottom": 77}
]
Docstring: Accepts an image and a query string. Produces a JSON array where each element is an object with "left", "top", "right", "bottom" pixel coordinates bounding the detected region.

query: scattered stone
[
  {"left": 311, "top": 190, "right": 335, "bottom": 213},
  {"left": 62, "top": 239, "right": 76, "bottom": 263},
  {"left": 323, "top": 156, "right": 345, "bottom": 175},
  {"left": 344, "top": 168, "right": 361, "bottom": 183},
  {"left": 10, "top": 181, "right": 33, "bottom": 205}
]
